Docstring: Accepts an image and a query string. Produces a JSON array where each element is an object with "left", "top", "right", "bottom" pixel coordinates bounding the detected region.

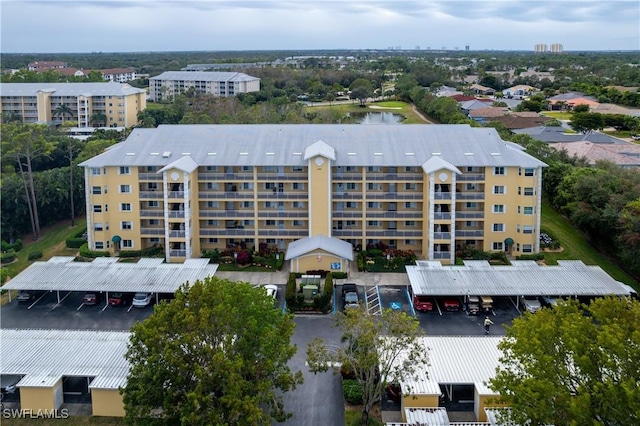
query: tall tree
[
  {"left": 490, "top": 297, "right": 640, "bottom": 426},
  {"left": 1, "top": 124, "right": 56, "bottom": 240},
  {"left": 90, "top": 111, "right": 107, "bottom": 127},
  {"left": 122, "top": 277, "right": 303, "bottom": 425},
  {"left": 307, "top": 308, "right": 429, "bottom": 426},
  {"left": 349, "top": 78, "right": 373, "bottom": 107},
  {"left": 53, "top": 103, "right": 73, "bottom": 124}
]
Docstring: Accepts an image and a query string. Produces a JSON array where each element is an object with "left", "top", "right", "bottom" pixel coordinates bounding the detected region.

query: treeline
[{"left": 1, "top": 123, "right": 122, "bottom": 241}]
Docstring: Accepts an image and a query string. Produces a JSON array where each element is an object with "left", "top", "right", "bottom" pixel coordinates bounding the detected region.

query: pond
[{"left": 346, "top": 111, "right": 405, "bottom": 124}]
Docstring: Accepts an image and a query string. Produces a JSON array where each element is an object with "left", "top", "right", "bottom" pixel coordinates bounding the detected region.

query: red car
[
  {"left": 83, "top": 292, "right": 103, "bottom": 305},
  {"left": 108, "top": 293, "right": 133, "bottom": 306},
  {"left": 413, "top": 295, "right": 434, "bottom": 312},
  {"left": 443, "top": 297, "right": 461, "bottom": 311}
]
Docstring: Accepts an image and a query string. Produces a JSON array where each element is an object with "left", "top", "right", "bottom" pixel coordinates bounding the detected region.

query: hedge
[
  {"left": 0, "top": 267, "right": 7, "bottom": 285},
  {"left": 1, "top": 239, "right": 22, "bottom": 253},
  {"left": 65, "top": 229, "right": 87, "bottom": 249},
  {"left": 28, "top": 251, "right": 43, "bottom": 261},
  {"left": 285, "top": 272, "right": 303, "bottom": 311},
  {"left": 79, "top": 243, "right": 110, "bottom": 258},
  {"left": 342, "top": 379, "right": 363, "bottom": 405},
  {"left": 332, "top": 271, "right": 348, "bottom": 279},
  {"left": 118, "top": 246, "right": 164, "bottom": 258},
  {"left": 516, "top": 253, "right": 545, "bottom": 261},
  {"left": 1, "top": 249, "right": 16, "bottom": 264}
]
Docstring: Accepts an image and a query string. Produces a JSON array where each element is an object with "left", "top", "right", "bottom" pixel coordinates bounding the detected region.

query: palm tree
[
  {"left": 91, "top": 111, "right": 107, "bottom": 127},
  {"left": 54, "top": 104, "right": 73, "bottom": 124}
]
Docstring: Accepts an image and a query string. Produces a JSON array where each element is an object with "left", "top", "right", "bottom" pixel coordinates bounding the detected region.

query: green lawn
[
  {"left": 540, "top": 111, "right": 573, "bottom": 120},
  {"left": 345, "top": 409, "right": 384, "bottom": 426},
  {"left": 541, "top": 202, "right": 638, "bottom": 287}
]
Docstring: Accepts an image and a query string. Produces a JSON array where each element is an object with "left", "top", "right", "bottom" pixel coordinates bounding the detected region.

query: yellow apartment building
[
  {"left": 0, "top": 82, "right": 146, "bottom": 127},
  {"left": 148, "top": 71, "right": 260, "bottom": 102},
  {"left": 79, "top": 124, "right": 546, "bottom": 264}
]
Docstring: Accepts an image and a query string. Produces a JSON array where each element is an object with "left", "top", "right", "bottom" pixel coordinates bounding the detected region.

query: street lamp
[
  {"left": 234, "top": 252, "right": 238, "bottom": 267},
  {"left": 387, "top": 253, "right": 391, "bottom": 268}
]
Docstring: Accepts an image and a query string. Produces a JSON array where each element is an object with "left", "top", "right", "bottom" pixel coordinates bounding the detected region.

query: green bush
[
  {"left": 342, "top": 379, "right": 363, "bottom": 405},
  {"left": 324, "top": 273, "right": 334, "bottom": 296},
  {"left": 285, "top": 273, "right": 299, "bottom": 310},
  {"left": 1, "top": 249, "right": 16, "bottom": 264},
  {"left": 313, "top": 293, "right": 332, "bottom": 313},
  {"left": 28, "top": 251, "right": 43, "bottom": 261},
  {"left": 275, "top": 252, "right": 285, "bottom": 270},
  {"left": 1, "top": 239, "right": 22, "bottom": 253},
  {"left": 202, "top": 249, "right": 221, "bottom": 263},
  {"left": 65, "top": 229, "right": 87, "bottom": 249},
  {"left": 118, "top": 246, "right": 164, "bottom": 258},
  {"left": 516, "top": 253, "right": 545, "bottom": 261},
  {"left": 79, "top": 243, "right": 110, "bottom": 258},
  {"left": 0, "top": 267, "right": 7, "bottom": 284},
  {"left": 367, "top": 248, "right": 383, "bottom": 257},
  {"left": 332, "top": 271, "right": 348, "bottom": 279}
]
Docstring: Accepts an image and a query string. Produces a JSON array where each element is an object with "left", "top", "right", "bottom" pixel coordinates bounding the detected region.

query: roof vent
[
  {"left": 150, "top": 152, "right": 159, "bottom": 156},
  {"left": 491, "top": 152, "right": 501, "bottom": 156},
  {"left": 373, "top": 152, "right": 383, "bottom": 156},
  {"left": 432, "top": 152, "right": 441, "bottom": 156},
  {"left": 293, "top": 152, "right": 302, "bottom": 155},
  {"left": 181, "top": 152, "right": 191, "bottom": 156},
  {"left": 239, "top": 152, "right": 248, "bottom": 155},
  {"left": 464, "top": 152, "right": 474, "bottom": 156},
  {"left": 405, "top": 152, "right": 415, "bottom": 156},
  {"left": 207, "top": 152, "right": 216, "bottom": 156},
  {"left": 266, "top": 152, "right": 275, "bottom": 155},
  {"left": 347, "top": 152, "right": 356, "bottom": 156},
  {"left": 162, "top": 151, "right": 171, "bottom": 158},
  {"left": 126, "top": 152, "right": 135, "bottom": 156}
]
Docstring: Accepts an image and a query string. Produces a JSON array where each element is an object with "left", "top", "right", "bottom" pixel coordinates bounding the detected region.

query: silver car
[{"left": 520, "top": 296, "right": 542, "bottom": 313}]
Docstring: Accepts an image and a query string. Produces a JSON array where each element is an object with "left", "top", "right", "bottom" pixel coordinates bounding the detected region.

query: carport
[
  {"left": 406, "top": 260, "right": 633, "bottom": 312},
  {"left": 2, "top": 256, "right": 219, "bottom": 309},
  {"left": 0, "top": 329, "right": 130, "bottom": 417}
]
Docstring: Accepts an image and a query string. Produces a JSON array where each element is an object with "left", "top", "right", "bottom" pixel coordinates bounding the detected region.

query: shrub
[
  {"left": 305, "top": 269, "right": 328, "bottom": 278},
  {"left": 79, "top": 243, "right": 110, "bottom": 258},
  {"left": 342, "top": 379, "right": 363, "bottom": 405},
  {"left": 118, "top": 246, "right": 164, "bottom": 258},
  {"left": 28, "top": 251, "right": 43, "bottom": 261},
  {"left": 313, "top": 293, "right": 331, "bottom": 313},
  {"left": 0, "top": 267, "right": 7, "bottom": 284},
  {"left": 1, "top": 249, "right": 16, "bottom": 264},
  {"left": 516, "top": 253, "right": 545, "bottom": 261},
  {"left": 1, "top": 239, "right": 22, "bottom": 253},
  {"left": 202, "top": 249, "right": 221, "bottom": 262},
  {"left": 236, "top": 250, "right": 252, "bottom": 266},
  {"left": 285, "top": 273, "right": 299, "bottom": 310},
  {"left": 332, "top": 271, "right": 348, "bottom": 279},
  {"left": 65, "top": 229, "right": 87, "bottom": 249}
]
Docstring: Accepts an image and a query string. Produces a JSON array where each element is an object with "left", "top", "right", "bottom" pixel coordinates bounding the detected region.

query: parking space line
[
  {"left": 127, "top": 304, "right": 134, "bottom": 313},
  {"left": 332, "top": 285, "right": 337, "bottom": 315},
  {"left": 101, "top": 303, "right": 109, "bottom": 312},
  {"left": 404, "top": 288, "right": 416, "bottom": 316},
  {"left": 77, "top": 303, "right": 85, "bottom": 311},
  {"left": 26, "top": 292, "right": 49, "bottom": 310},
  {"left": 51, "top": 291, "right": 74, "bottom": 310},
  {"left": 435, "top": 299, "right": 443, "bottom": 316}
]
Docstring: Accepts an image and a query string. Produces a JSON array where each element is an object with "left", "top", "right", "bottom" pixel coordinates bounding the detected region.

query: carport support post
[{"left": 57, "top": 290, "right": 61, "bottom": 304}]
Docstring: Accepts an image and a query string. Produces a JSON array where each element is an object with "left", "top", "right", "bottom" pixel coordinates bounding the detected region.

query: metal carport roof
[
  {"left": 2, "top": 256, "right": 218, "bottom": 294},
  {"left": 407, "top": 260, "right": 632, "bottom": 297}
]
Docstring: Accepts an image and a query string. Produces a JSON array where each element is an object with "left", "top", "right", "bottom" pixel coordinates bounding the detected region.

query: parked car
[
  {"left": 413, "top": 295, "right": 434, "bottom": 312},
  {"left": 83, "top": 292, "right": 103, "bottom": 305},
  {"left": 520, "top": 295, "right": 542, "bottom": 313},
  {"left": 16, "top": 290, "right": 43, "bottom": 302},
  {"left": 342, "top": 283, "right": 359, "bottom": 311},
  {"left": 540, "top": 295, "right": 559, "bottom": 308},
  {"left": 466, "top": 296, "right": 480, "bottom": 315},
  {"left": 108, "top": 292, "right": 133, "bottom": 306},
  {"left": 443, "top": 297, "right": 461, "bottom": 312},
  {"left": 480, "top": 296, "right": 494, "bottom": 312},
  {"left": 263, "top": 285, "right": 278, "bottom": 301},
  {"left": 132, "top": 292, "right": 153, "bottom": 308}
]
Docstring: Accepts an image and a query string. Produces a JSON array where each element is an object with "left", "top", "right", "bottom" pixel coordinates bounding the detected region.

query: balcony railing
[
  {"left": 433, "top": 232, "right": 452, "bottom": 240},
  {"left": 256, "top": 173, "right": 306, "bottom": 181},
  {"left": 140, "top": 210, "right": 164, "bottom": 217},
  {"left": 433, "top": 212, "right": 452, "bottom": 220},
  {"left": 169, "top": 250, "right": 186, "bottom": 257},
  {"left": 432, "top": 251, "right": 452, "bottom": 259},
  {"left": 200, "top": 228, "right": 255, "bottom": 236},
  {"left": 169, "top": 230, "right": 186, "bottom": 238},
  {"left": 456, "top": 192, "right": 485, "bottom": 200},
  {"left": 454, "top": 230, "right": 484, "bottom": 237},
  {"left": 138, "top": 173, "right": 162, "bottom": 181},
  {"left": 433, "top": 192, "right": 452, "bottom": 200},
  {"left": 456, "top": 211, "right": 485, "bottom": 219},
  {"left": 362, "top": 211, "right": 423, "bottom": 218},
  {"left": 197, "top": 172, "right": 255, "bottom": 181},
  {"left": 168, "top": 191, "right": 185, "bottom": 199},
  {"left": 457, "top": 173, "right": 485, "bottom": 181},
  {"left": 258, "top": 211, "right": 309, "bottom": 218},
  {"left": 198, "top": 191, "right": 254, "bottom": 199},
  {"left": 256, "top": 192, "right": 307, "bottom": 199},
  {"left": 141, "top": 228, "right": 164, "bottom": 235},
  {"left": 168, "top": 211, "right": 185, "bottom": 219},
  {"left": 199, "top": 210, "right": 254, "bottom": 218},
  {"left": 332, "top": 230, "right": 363, "bottom": 237},
  {"left": 140, "top": 191, "right": 163, "bottom": 199},
  {"left": 363, "top": 173, "right": 423, "bottom": 181},
  {"left": 365, "top": 192, "right": 423, "bottom": 200},
  {"left": 365, "top": 230, "right": 423, "bottom": 237},
  {"left": 332, "top": 192, "right": 363, "bottom": 200}
]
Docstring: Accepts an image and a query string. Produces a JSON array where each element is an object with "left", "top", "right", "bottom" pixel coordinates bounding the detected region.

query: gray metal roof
[
  {"left": 2, "top": 257, "right": 218, "bottom": 293},
  {"left": 79, "top": 124, "right": 547, "bottom": 169},
  {"left": 407, "top": 260, "right": 631, "bottom": 297},
  {"left": 0, "top": 82, "right": 146, "bottom": 97},
  {"left": 0, "top": 329, "right": 130, "bottom": 389},
  {"left": 390, "top": 336, "right": 502, "bottom": 396},
  {"left": 514, "top": 126, "right": 627, "bottom": 144},
  {"left": 285, "top": 235, "right": 354, "bottom": 260},
  {"left": 149, "top": 71, "right": 259, "bottom": 82}
]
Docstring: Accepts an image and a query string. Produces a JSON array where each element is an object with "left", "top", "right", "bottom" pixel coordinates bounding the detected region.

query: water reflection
[{"left": 346, "top": 111, "right": 404, "bottom": 124}]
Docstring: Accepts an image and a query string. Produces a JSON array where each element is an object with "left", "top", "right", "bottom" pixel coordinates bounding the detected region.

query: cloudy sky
[{"left": 1, "top": 0, "right": 639, "bottom": 53}]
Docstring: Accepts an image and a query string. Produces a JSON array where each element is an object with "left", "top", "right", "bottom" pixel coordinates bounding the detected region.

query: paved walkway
[{"left": 215, "top": 262, "right": 410, "bottom": 287}]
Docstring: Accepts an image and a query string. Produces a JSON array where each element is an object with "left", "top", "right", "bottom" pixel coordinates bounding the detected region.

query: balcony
[
  {"left": 365, "top": 192, "right": 423, "bottom": 200},
  {"left": 169, "top": 230, "right": 186, "bottom": 238},
  {"left": 366, "top": 230, "right": 423, "bottom": 237},
  {"left": 140, "top": 209, "right": 164, "bottom": 217},
  {"left": 332, "top": 229, "right": 363, "bottom": 237},
  {"left": 140, "top": 191, "right": 163, "bottom": 199},
  {"left": 457, "top": 173, "right": 485, "bottom": 181},
  {"left": 258, "top": 229, "right": 308, "bottom": 237},
  {"left": 456, "top": 211, "right": 484, "bottom": 219},
  {"left": 333, "top": 192, "right": 363, "bottom": 200},
  {"left": 456, "top": 192, "right": 485, "bottom": 200},
  {"left": 169, "top": 250, "right": 187, "bottom": 257},
  {"left": 168, "top": 191, "right": 185, "bottom": 199},
  {"left": 433, "top": 212, "right": 452, "bottom": 220},
  {"left": 362, "top": 211, "right": 423, "bottom": 219},
  {"left": 433, "top": 192, "right": 452, "bottom": 200},
  {"left": 432, "top": 251, "right": 452, "bottom": 260},
  {"left": 257, "top": 173, "right": 306, "bottom": 181},
  {"left": 168, "top": 211, "right": 185, "bottom": 219},
  {"left": 141, "top": 228, "right": 164, "bottom": 236},
  {"left": 454, "top": 230, "right": 484, "bottom": 237},
  {"left": 198, "top": 191, "right": 254, "bottom": 199},
  {"left": 433, "top": 232, "right": 452, "bottom": 240},
  {"left": 200, "top": 228, "right": 255, "bottom": 236},
  {"left": 199, "top": 210, "right": 254, "bottom": 218},
  {"left": 363, "top": 173, "right": 423, "bottom": 181},
  {"left": 256, "top": 192, "right": 307, "bottom": 199},
  {"left": 139, "top": 173, "right": 162, "bottom": 181},
  {"left": 331, "top": 173, "right": 362, "bottom": 181},
  {"left": 258, "top": 211, "right": 309, "bottom": 218}
]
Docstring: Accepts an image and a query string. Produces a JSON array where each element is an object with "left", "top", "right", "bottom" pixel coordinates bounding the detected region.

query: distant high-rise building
[
  {"left": 534, "top": 44, "right": 548, "bottom": 53},
  {"left": 465, "top": 45, "right": 470, "bottom": 51},
  {"left": 550, "top": 43, "right": 564, "bottom": 53}
]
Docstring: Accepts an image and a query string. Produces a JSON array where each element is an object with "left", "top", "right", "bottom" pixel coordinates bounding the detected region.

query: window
[
  {"left": 367, "top": 202, "right": 381, "bottom": 209},
  {"left": 523, "top": 206, "right": 534, "bottom": 215},
  {"left": 93, "top": 205, "right": 102, "bottom": 213},
  {"left": 493, "top": 223, "right": 505, "bottom": 232},
  {"left": 522, "top": 244, "right": 533, "bottom": 253},
  {"left": 493, "top": 185, "right": 505, "bottom": 194},
  {"left": 466, "top": 202, "right": 477, "bottom": 209},
  {"left": 367, "top": 166, "right": 382, "bottom": 172},
  {"left": 466, "top": 221, "right": 478, "bottom": 227},
  {"left": 346, "top": 183, "right": 357, "bottom": 190},
  {"left": 466, "top": 183, "right": 477, "bottom": 191},
  {"left": 265, "top": 201, "right": 275, "bottom": 209},
  {"left": 206, "top": 182, "right": 219, "bottom": 190},
  {"left": 292, "top": 166, "right": 304, "bottom": 172},
  {"left": 205, "top": 166, "right": 218, "bottom": 171},
  {"left": 524, "top": 187, "right": 535, "bottom": 196},
  {"left": 405, "top": 240, "right": 417, "bottom": 245},
  {"left": 346, "top": 220, "right": 357, "bottom": 227},
  {"left": 244, "top": 220, "right": 254, "bottom": 226},
  {"left": 292, "top": 201, "right": 305, "bottom": 209},
  {"left": 264, "top": 183, "right": 275, "bottom": 190},
  {"left": 293, "top": 220, "right": 304, "bottom": 226},
  {"left": 523, "top": 225, "right": 534, "bottom": 234},
  {"left": 120, "top": 203, "right": 132, "bottom": 211},
  {"left": 524, "top": 168, "right": 535, "bottom": 177},
  {"left": 263, "top": 166, "right": 277, "bottom": 172},
  {"left": 242, "top": 182, "right": 253, "bottom": 190},
  {"left": 103, "top": 185, "right": 108, "bottom": 194},
  {"left": 91, "top": 168, "right": 100, "bottom": 176},
  {"left": 207, "top": 201, "right": 220, "bottom": 208},
  {"left": 292, "top": 182, "right": 304, "bottom": 190},
  {"left": 493, "top": 205, "right": 505, "bottom": 213},
  {"left": 119, "top": 184, "right": 131, "bottom": 194},
  {"left": 95, "top": 242, "right": 104, "bottom": 250},
  {"left": 367, "top": 221, "right": 381, "bottom": 227},
  {"left": 94, "top": 223, "right": 103, "bottom": 231},
  {"left": 405, "top": 221, "right": 416, "bottom": 227},
  {"left": 148, "top": 219, "right": 159, "bottom": 225},
  {"left": 492, "top": 242, "right": 504, "bottom": 250},
  {"left": 367, "top": 183, "right": 382, "bottom": 190},
  {"left": 150, "top": 238, "right": 161, "bottom": 243},
  {"left": 207, "top": 220, "right": 219, "bottom": 226},
  {"left": 119, "top": 166, "right": 130, "bottom": 175},
  {"left": 92, "top": 186, "right": 101, "bottom": 195},
  {"left": 121, "top": 221, "right": 133, "bottom": 230},
  {"left": 242, "top": 201, "right": 253, "bottom": 208},
  {"left": 345, "top": 202, "right": 359, "bottom": 209},
  {"left": 266, "top": 220, "right": 276, "bottom": 226},
  {"left": 122, "top": 239, "right": 133, "bottom": 248},
  {"left": 208, "top": 238, "right": 219, "bottom": 243},
  {"left": 494, "top": 167, "right": 505, "bottom": 175},
  {"left": 148, "top": 201, "right": 159, "bottom": 207},
  {"left": 405, "top": 202, "right": 417, "bottom": 209},
  {"left": 405, "top": 183, "right": 417, "bottom": 190}
]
